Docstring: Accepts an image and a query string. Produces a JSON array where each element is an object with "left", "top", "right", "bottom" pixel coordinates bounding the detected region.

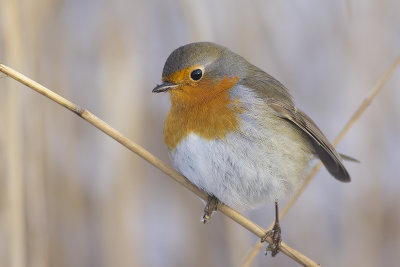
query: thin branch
[
  {"left": 0, "top": 63, "right": 319, "bottom": 266},
  {"left": 242, "top": 54, "right": 400, "bottom": 267}
]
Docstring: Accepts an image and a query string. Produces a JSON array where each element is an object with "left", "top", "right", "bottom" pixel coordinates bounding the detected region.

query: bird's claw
[
  {"left": 201, "top": 195, "right": 219, "bottom": 224},
  {"left": 261, "top": 221, "right": 281, "bottom": 257}
]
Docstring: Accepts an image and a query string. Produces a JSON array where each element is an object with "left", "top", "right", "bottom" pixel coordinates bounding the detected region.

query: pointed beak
[{"left": 152, "top": 81, "right": 178, "bottom": 93}]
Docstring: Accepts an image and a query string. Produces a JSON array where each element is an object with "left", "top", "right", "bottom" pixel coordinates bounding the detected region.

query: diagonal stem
[{"left": 0, "top": 63, "right": 319, "bottom": 266}]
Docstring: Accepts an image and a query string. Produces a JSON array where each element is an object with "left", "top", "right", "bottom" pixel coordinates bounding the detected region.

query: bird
[{"left": 152, "top": 42, "right": 353, "bottom": 256}]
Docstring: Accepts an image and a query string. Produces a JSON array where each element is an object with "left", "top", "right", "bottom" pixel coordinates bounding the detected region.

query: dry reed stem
[
  {"left": 1, "top": 0, "right": 26, "bottom": 266},
  {"left": 0, "top": 63, "right": 319, "bottom": 266},
  {"left": 241, "top": 54, "right": 400, "bottom": 267}
]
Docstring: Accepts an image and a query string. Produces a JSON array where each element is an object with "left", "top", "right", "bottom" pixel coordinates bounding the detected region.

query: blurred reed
[{"left": 1, "top": 0, "right": 26, "bottom": 267}]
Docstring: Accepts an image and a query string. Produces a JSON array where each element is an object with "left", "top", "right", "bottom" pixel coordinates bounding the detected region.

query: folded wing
[{"left": 266, "top": 98, "right": 351, "bottom": 182}]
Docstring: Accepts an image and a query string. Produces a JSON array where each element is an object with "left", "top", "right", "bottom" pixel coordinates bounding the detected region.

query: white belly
[{"left": 169, "top": 114, "right": 313, "bottom": 211}]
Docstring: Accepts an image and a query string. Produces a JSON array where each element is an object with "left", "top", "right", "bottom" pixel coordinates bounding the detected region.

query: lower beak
[{"left": 152, "top": 81, "right": 178, "bottom": 93}]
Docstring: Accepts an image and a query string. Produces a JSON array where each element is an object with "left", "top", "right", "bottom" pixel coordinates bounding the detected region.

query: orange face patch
[
  {"left": 163, "top": 68, "right": 242, "bottom": 150},
  {"left": 163, "top": 64, "right": 204, "bottom": 85}
]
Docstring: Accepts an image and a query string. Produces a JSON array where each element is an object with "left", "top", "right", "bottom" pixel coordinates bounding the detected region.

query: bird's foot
[
  {"left": 201, "top": 195, "right": 219, "bottom": 224},
  {"left": 261, "top": 201, "right": 282, "bottom": 256},
  {"left": 261, "top": 220, "right": 282, "bottom": 257}
]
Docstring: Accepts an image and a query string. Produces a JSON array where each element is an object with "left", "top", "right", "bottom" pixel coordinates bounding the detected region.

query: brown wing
[{"left": 266, "top": 98, "right": 351, "bottom": 182}]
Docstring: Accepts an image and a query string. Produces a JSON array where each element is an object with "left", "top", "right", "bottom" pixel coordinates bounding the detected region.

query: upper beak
[{"left": 152, "top": 81, "right": 178, "bottom": 93}]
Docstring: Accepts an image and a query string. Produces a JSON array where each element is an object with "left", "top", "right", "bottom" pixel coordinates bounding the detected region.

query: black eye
[{"left": 190, "top": 69, "right": 203, "bottom": 81}]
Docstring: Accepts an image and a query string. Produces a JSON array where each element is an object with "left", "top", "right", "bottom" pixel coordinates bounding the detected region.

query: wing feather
[{"left": 266, "top": 98, "right": 351, "bottom": 182}]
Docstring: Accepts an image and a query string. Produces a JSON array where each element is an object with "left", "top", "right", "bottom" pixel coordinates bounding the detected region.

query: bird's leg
[
  {"left": 201, "top": 195, "right": 219, "bottom": 224},
  {"left": 261, "top": 201, "right": 282, "bottom": 257}
]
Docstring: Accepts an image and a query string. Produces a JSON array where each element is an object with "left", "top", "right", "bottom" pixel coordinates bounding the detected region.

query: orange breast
[{"left": 164, "top": 76, "right": 243, "bottom": 150}]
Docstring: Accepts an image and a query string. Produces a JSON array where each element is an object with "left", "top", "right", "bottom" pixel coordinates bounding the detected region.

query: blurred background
[{"left": 1, "top": 0, "right": 400, "bottom": 266}]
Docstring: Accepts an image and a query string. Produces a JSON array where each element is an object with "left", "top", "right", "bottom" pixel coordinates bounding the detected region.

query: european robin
[{"left": 153, "top": 42, "right": 353, "bottom": 255}]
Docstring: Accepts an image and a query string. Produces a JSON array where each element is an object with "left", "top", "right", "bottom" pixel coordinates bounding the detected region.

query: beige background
[{"left": 1, "top": 0, "right": 400, "bottom": 266}]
